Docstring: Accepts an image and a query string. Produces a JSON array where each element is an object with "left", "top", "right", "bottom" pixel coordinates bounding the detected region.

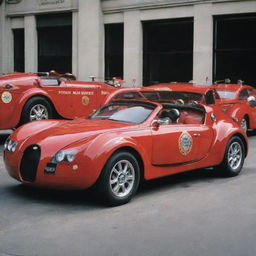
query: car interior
[{"left": 159, "top": 104, "right": 205, "bottom": 125}]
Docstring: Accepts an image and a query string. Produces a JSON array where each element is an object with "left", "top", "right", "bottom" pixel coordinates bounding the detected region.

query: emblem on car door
[{"left": 179, "top": 131, "right": 192, "bottom": 156}]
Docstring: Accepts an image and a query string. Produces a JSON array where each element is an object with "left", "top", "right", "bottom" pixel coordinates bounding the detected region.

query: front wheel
[
  {"left": 95, "top": 151, "right": 140, "bottom": 206},
  {"left": 20, "top": 97, "right": 53, "bottom": 125},
  {"left": 215, "top": 136, "right": 245, "bottom": 177}
]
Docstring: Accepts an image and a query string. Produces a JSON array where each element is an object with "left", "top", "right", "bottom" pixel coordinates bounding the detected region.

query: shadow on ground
[{"left": 4, "top": 168, "right": 224, "bottom": 208}]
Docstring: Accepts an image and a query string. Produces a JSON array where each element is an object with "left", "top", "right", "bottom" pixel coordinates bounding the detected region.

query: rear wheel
[
  {"left": 215, "top": 136, "right": 245, "bottom": 177},
  {"left": 20, "top": 97, "right": 53, "bottom": 125},
  {"left": 95, "top": 151, "right": 140, "bottom": 206}
]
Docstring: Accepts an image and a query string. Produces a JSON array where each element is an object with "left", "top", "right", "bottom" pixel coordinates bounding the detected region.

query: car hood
[{"left": 13, "top": 119, "right": 135, "bottom": 152}]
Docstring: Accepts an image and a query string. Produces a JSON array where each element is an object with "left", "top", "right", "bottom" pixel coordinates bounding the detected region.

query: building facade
[{"left": 0, "top": 0, "right": 256, "bottom": 86}]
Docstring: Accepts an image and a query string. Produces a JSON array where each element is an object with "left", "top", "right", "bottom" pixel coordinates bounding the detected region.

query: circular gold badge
[
  {"left": 1, "top": 91, "right": 12, "bottom": 104},
  {"left": 82, "top": 96, "right": 89, "bottom": 106},
  {"left": 179, "top": 132, "right": 192, "bottom": 155}
]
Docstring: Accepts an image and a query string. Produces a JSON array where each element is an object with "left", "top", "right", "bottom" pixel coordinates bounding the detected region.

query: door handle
[{"left": 192, "top": 133, "right": 201, "bottom": 137}]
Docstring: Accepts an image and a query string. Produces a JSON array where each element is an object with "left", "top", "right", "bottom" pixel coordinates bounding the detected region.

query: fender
[
  {"left": 199, "top": 105, "right": 247, "bottom": 166},
  {"left": 11, "top": 88, "right": 57, "bottom": 127},
  {"left": 228, "top": 104, "right": 246, "bottom": 122},
  {"left": 204, "top": 121, "right": 247, "bottom": 166},
  {"left": 80, "top": 130, "right": 152, "bottom": 187}
]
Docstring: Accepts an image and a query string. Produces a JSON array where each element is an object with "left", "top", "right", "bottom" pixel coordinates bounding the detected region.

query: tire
[
  {"left": 20, "top": 97, "right": 53, "bottom": 125},
  {"left": 241, "top": 116, "right": 248, "bottom": 133},
  {"left": 95, "top": 151, "right": 140, "bottom": 206},
  {"left": 215, "top": 136, "right": 245, "bottom": 177}
]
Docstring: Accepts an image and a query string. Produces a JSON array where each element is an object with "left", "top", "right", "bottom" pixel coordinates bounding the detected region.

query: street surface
[{"left": 0, "top": 130, "right": 256, "bottom": 256}]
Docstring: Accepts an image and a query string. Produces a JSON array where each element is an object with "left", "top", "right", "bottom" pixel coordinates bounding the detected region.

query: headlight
[
  {"left": 4, "top": 138, "right": 9, "bottom": 150},
  {"left": 4, "top": 138, "right": 18, "bottom": 153},
  {"left": 51, "top": 150, "right": 76, "bottom": 163}
]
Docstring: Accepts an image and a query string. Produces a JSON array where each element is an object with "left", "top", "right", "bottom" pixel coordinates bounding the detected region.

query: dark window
[
  {"left": 105, "top": 23, "right": 124, "bottom": 80},
  {"left": 214, "top": 14, "right": 256, "bottom": 86},
  {"left": 205, "top": 90, "right": 215, "bottom": 105},
  {"left": 37, "top": 13, "right": 72, "bottom": 73},
  {"left": 13, "top": 29, "right": 24, "bottom": 72},
  {"left": 143, "top": 18, "right": 193, "bottom": 86},
  {"left": 239, "top": 89, "right": 249, "bottom": 100}
]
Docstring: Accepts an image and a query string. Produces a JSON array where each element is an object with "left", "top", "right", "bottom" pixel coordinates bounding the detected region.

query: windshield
[
  {"left": 112, "top": 90, "right": 203, "bottom": 103},
  {"left": 217, "top": 90, "right": 236, "bottom": 99},
  {"left": 89, "top": 102, "right": 155, "bottom": 124}
]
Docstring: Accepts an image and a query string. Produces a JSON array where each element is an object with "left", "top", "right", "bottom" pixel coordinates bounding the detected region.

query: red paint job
[
  {"left": 4, "top": 98, "right": 248, "bottom": 190},
  {"left": 0, "top": 72, "right": 120, "bottom": 129},
  {"left": 214, "top": 83, "right": 256, "bottom": 130}
]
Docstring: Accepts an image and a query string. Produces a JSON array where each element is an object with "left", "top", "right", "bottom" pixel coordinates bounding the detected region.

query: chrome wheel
[
  {"left": 109, "top": 159, "right": 135, "bottom": 198},
  {"left": 29, "top": 104, "right": 49, "bottom": 121},
  {"left": 228, "top": 141, "right": 242, "bottom": 170},
  {"left": 241, "top": 118, "right": 248, "bottom": 132}
]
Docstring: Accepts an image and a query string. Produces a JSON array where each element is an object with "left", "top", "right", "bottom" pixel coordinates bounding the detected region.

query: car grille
[{"left": 20, "top": 145, "right": 41, "bottom": 182}]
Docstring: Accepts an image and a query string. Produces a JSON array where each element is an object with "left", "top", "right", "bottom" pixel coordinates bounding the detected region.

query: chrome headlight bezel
[
  {"left": 51, "top": 150, "right": 76, "bottom": 164},
  {"left": 4, "top": 138, "right": 18, "bottom": 153}
]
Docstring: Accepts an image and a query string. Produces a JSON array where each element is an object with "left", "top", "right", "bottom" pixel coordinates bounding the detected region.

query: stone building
[{"left": 0, "top": 0, "right": 256, "bottom": 86}]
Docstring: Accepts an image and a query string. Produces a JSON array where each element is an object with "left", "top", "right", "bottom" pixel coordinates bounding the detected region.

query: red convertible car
[
  {"left": 0, "top": 72, "right": 119, "bottom": 130},
  {"left": 4, "top": 94, "right": 248, "bottom": 206}
]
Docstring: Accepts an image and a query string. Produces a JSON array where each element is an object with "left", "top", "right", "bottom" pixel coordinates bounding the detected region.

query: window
[
  {"left": 37, "top": 13, "right": 72, "bottom": 73},
  {"left": 13, "top": 29, "right": 24, "bottom": 72},
  {"left": 214, "top": 14, "right": 256, "bottom": 86},
  {"left": 143, "top": 18, "right": 193, "bottom": 86},
  {"left": 239, "top": 89, "right": 249, "bottom": 100},
  {"left": 105, "top": 23, "right": 124, "bottom": 81}
]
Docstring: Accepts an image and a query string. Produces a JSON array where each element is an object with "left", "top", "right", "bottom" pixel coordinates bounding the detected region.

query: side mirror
[
  {"left": 247, "top": 96, "right": 256, "bottom": 107},
  {"left": 151, "top": 120, "right": 160, "bottom": 130},
  {"left": 151, "top": 119, "right": 170, "bottom": 130}
]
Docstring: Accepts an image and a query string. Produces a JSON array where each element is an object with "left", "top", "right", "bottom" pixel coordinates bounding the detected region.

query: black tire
[
  {"left": 95, "top": 151, "right": 140, "bottom": 206},
  {"left": 241, "top": 116, "right": 248, "bottom": 133},
  {"left": 215, "top": 136, "right": 245, "bottom": 177},
  {"left": 20, "top": 97, "right": 53, "bottom": 125}
]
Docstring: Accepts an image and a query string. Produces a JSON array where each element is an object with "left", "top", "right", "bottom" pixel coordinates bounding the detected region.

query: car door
[
  {"left": 68, "top": 84, "right": 99, "bottom": 118},
  {"left": 39, "top": 77, "right": 76, "bottom": 118},
  {"left": 151, "top": 123, "right": 214, "bottom": 166}
]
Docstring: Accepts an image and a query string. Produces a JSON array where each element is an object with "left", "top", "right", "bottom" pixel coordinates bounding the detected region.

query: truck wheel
[
  {"left": 21, "top": 97, "right": 53, "bottom": 125},
  {"left": 215, "top": 136, "right": 245, "bottom": 177},
  {"left": 95, "top": 151, "right": 140, "bottom": 206}
]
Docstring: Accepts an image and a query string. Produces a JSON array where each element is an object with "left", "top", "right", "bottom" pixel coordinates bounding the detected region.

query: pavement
[{"left": 0, "top": 131, "right": 255, "bottom": 256}]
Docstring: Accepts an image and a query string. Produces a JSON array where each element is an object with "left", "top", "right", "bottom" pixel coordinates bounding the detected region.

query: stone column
[
  {"left": 78, "top": 0, "right": 104, "bottom": 81},
  {"left": 72, "top": 11, "right": 78, "bottom": 77},
  {"left": 193, "top": 3, "right": 213, "bottom": 84},
  {"left": 123, "top": 10, "right": 142, "bottom": 87},
  {"left": 24, "top": 15, "right": 37, "bottom": 73},
  {"left": 0, "top": 1, "right": 4, "bottom": 74},
  {"left": 0, "top": 2, "right": 12, "bottom": 73}
]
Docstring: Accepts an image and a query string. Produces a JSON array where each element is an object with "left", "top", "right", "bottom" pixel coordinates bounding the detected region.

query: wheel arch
[
  {"left": 108, "top": 146, "right": 145, "bottom": 181},
  {"left": 18, "top": 94, "right": 60, "bottom": 125},
  {"left": 232, "top": 132, "right": 248, "bottom": 158},
  {"left": 243, "top": 114, "right": 250, "bottom": 129}
]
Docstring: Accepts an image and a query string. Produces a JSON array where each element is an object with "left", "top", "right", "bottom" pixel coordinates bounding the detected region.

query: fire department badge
[
  {"left": 1, "top": 91, "right": 12, "bottom": 104},
  {"left": 179, "top": 131, "right": 192, "bottom": 155},
  {"left": 82, "top": 96, "right": 89, "bottom": 106}
]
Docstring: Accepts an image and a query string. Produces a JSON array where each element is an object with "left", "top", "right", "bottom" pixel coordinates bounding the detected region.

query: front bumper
[{"left": 4, "top": 148, "right": 95, "bottom": 190}]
